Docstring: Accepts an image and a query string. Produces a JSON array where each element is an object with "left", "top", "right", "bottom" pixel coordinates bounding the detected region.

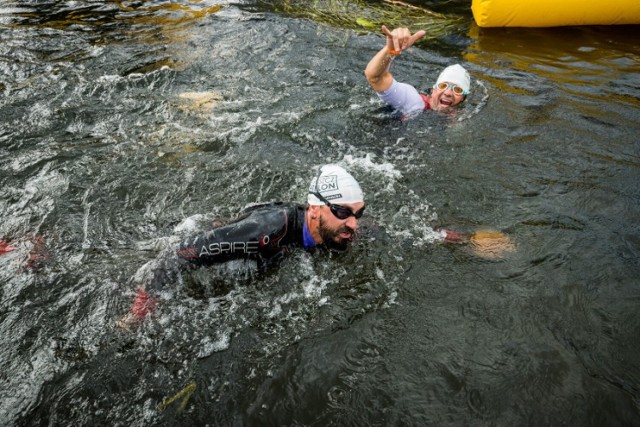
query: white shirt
[{"left": 376, "top": 79, "right": 425, "bottom": 114}]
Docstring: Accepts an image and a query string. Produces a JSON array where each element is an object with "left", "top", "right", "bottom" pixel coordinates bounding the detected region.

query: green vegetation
[{"left": 256, "top": 0, "right": 467, "bottom": 41}]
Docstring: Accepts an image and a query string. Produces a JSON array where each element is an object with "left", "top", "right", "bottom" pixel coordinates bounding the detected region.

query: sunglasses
[
  {"left": 434, "top": 82, "right": 467, "bottom": 96},
  {"left": 310, "top": 191, "right": 365, "bottom": 220}
]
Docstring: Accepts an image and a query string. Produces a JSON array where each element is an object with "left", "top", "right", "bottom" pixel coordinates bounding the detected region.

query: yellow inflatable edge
[{"left": 472, "top": 0, "right": 640, "bottom": 27}]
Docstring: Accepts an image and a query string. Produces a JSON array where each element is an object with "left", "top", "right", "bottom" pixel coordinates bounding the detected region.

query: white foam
[
  {"left": 197, "top": 331, "right": 231, "bottom": 358},
  {"left": 302, "top": 276, "right": 328, "bottom": 300},
  {"left": 341, "top": 153, "right": 402, "bottom": 179},
  {"left": 173, "top": 214, "right": 207, "bottom": 234},
  {"left": 96, "top": 74, "right": 122, "bottom": 84},
  {"left": 267, "top": 303, "right": 282, "bottom": 318}
]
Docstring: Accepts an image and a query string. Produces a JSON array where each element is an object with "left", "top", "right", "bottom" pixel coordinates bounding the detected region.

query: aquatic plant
[{"left": 255, "top": 0, "right": 467, "bottom": 41}]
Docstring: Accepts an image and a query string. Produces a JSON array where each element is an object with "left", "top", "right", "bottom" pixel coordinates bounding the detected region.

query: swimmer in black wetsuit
[
  {"left": 118, "top": 164, "right": 366, "bottom": 327},
  {"left": 118, "top": 164, "right": 515, "bottom": 327}
]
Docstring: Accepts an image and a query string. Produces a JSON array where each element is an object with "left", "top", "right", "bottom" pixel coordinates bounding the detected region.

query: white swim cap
[
  {"left": 307, "top": 164, "right": 364, "bottom": 206},
  {"left": 436, "top": 64, "right": 471, "bottom": 94}
]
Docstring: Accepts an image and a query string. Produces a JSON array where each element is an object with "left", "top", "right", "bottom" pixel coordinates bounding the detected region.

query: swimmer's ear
[{"left": 308, "top": 204, "right": 321, "bottom": 219}]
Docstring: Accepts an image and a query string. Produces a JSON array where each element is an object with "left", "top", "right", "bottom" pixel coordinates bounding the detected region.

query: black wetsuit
[
  {"left": 177, "top": 203, "right": 308, "bottom": 268},
  {"left": 147, "top": 203, "right": 309, "bottom": 291}
]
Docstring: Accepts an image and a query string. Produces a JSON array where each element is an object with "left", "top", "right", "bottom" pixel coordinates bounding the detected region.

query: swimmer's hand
[
  {"left": 439, "top": 228, "right": 515, "bottom": 259},
  {"left": 381, "top": 26, "right": 426, "bottom": 55},
  {"left": 115, "top": 288, "right": 157, "bottom": 331},
  {"left": 469, "top": 229, "right": 515, "bottom": 259},
  {"left": 0, "top": 240, "right": 15, "bottom": 254}
]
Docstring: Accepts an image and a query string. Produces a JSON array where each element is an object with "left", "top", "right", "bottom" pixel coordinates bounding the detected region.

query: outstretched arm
[{"left": 364, "top": 26, "right": 426, "bottom": 93}]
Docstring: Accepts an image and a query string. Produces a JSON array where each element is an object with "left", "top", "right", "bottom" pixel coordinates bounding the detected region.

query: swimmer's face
[
  {"left": 317, "top": 201, "right": 365, "bottom": 251},
  {"left": 430, "top": 81, "right": 466, "bottom": 111}
]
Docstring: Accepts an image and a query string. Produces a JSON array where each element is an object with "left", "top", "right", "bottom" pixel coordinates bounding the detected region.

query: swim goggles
[
  {"left": 310, "top": 169, "right": 365, "bottom": 220},
  {"left": 434, "top": 82, "right": 467, "bottom": 96},
  {"left": 310, "top": 191, "right": 365, "bottom": 220}
]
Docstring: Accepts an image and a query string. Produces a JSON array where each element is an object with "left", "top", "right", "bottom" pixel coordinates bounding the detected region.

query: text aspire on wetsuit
[{"left": 145, "top": 203, "right": 314, "bottom": 291}]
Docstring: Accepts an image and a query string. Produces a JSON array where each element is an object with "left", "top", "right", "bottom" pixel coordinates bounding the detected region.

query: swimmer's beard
[{"left": 318, "top": 218, "right": 354, "bottom": 252}]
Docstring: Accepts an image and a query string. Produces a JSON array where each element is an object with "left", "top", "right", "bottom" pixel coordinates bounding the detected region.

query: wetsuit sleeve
[
  {"left": 377, "top": 79, "right": 425, "bottom": 114},
  {"left": 175, "top": 208, "right": 290, "bottom": 266}
]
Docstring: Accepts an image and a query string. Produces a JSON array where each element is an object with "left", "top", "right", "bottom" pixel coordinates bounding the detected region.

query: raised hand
[{"left": 381, "top": 25, "right": 426, "bottom": 55}]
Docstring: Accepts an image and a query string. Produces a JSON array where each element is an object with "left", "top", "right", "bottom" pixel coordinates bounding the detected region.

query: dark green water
[{"left": 1, "top": 1, "right": 639, "bottom": 425}]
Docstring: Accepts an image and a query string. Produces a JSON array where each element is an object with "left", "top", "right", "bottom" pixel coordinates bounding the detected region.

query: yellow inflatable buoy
[{"left": 472, "top": 0, "right": 640, "bottom": 27}]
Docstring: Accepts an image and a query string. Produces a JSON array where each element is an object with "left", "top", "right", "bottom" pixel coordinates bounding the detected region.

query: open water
[{"left": 1, "top": 0, "right": 639, "bottom": 425}]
